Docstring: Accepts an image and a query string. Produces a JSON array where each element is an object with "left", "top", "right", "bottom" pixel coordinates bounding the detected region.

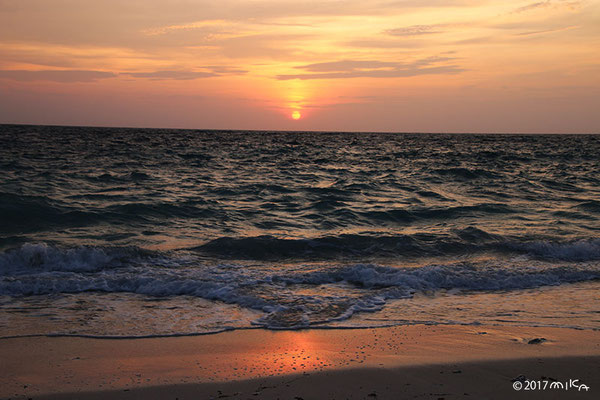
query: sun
[{"left": 291, "top": 110, "right": 301, "bottom": 120}]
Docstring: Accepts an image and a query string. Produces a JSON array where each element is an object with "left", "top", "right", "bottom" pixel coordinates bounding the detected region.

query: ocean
[{"left": 1, "top": 125, "right": 599, "bottom": 337}]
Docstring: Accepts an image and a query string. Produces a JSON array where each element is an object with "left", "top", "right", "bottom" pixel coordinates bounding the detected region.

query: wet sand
[{"left": 1, "top": 325, "right": 598, "bottom": 399}]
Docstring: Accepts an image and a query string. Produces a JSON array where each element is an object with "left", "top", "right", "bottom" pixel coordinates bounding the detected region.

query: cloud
[
  {"left": 276, "top": 57, "right": 464, "bottom": 80},
  {"left": 515, "top": 25, "right": 579, "bottom": 36},
  {"left": 121, "top": 70, "right": 218, "bottom": 80},
  {"left": 297, "top": 60, "right": 400, "bottom": 72},
  {"left": 142, "top": 19, "right": 231, "bottom": 36},
  {"left": 513, "top": 1, "right": 552, "bottom": 14},
  {"left": 385, "top": 25, "right": 443, "bottom": 36},
  {"left": 452, "top": 36, "right": 493, "bottom": 45},
  {"left": 0, "top": 67, "right": 246, "bottom": 83},
  {"left": 276, "top": 66, "right": 464, "bottom": 80},
  {"left": 342, "top": 39, "right": 423, "bottom": 49},
  {"left": 346, "top": 22, "right": 468, "bottom": 50},
  {"left": 205, "top": 65, "right": 248, "bottom": 74},
  {"left": 120, "top": 66, "right": 248, "bottom": 80},
  {"left": 511, "top": 0, "right": 581, "bottom": 14},
  {"left": 0, "top": 1, "right": 494, "bottom": 52},
  {"left": 0, "top": 69, "right": 116, "bottom": 82}
]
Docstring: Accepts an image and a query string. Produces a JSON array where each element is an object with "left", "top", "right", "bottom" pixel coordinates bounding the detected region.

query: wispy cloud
[
  {"left": 205, "top": 65, "right": 248, "bottom": 74},
  {"left": 511, "top": 0, "right": 581, "bottom": 14},
  {"left": 142, "top": 20, "right": 233, "bottom": 36},
  {"left": 276, "top": 57, "right": 464, "bottom": 80},
  {"left": 0, "top": 69, "right": 116, "bottom": 82},
  {"left": 515, "top": 25, "right": 579, "bottom": 36},
  {"left": 513, "top": 1, "right": 552, "bottom": 13},
  {"left": 121, "top": 70, "right": 217, "bottom": 80},
  {"left": 385, "top": 25, "right": 444, "bottom": 36},
  {"left": 298, "top": 60, "right": 400, "bottom": 72},
  {"left": 342, "top": 39, "right": 423, "bottom": 49},
  {"left": 121, "top": 66, "right": 247, "bottom": 80},
  {"left": 0, "top": 67, "right": 248, "bottom": 83}
]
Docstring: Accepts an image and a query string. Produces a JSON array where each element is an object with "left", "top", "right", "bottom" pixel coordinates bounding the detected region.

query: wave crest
[
  {"left": 0, "top": 243, "right": 156, "bottom": 274},
  {"left": 1, "top": 243, "right": 599, "bottom": 329}
]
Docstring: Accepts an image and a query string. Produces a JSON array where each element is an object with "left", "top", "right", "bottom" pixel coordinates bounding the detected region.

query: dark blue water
[{"left": 1, "top": 125, "right": 599, "bottom": 336}]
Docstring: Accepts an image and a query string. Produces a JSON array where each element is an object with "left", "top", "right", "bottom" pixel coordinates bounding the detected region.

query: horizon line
[{"left": 1, "top": 122, "right": 598, "bottom": 136}]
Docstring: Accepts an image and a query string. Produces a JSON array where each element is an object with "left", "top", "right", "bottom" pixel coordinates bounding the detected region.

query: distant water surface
[{"left": 0, "top": 125, "right": 599, "bottom": 336}]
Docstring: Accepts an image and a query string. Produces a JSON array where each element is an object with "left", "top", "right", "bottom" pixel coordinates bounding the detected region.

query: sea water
[{"left": 1, "top": 125, "right": 599, "bottom": 337}]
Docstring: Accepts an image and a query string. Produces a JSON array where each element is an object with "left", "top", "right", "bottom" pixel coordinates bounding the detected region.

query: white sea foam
[
  {"left": 517, "top": 239, "right": 600, "bottom": 261},
  {"left": 0, "top": 243, "right": 147, "bottom": 274},
  {"left": 1, "top": 243, "right": 599, "bottom": 329}
]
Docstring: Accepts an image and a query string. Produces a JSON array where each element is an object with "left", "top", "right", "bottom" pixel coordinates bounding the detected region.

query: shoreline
[
  {"left": 0, "top": 321, "right": 597, "bottom": 341},
  {"left": 2, "top": 324, "right": 598, "bottom": 399}
]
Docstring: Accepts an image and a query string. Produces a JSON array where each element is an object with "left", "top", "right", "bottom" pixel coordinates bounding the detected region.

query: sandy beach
[{"left": 1, "top": 324, "right": 598, "bottom": 399}]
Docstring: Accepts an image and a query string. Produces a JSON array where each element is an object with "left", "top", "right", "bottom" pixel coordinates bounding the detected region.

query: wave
[
  {"left": 193, "top": 230, "right": 600, "bottom": 261},
  {"left": 0, "top": 192, "right": 101, "bottom": 234},
  {"left": 269, "top": 263, "right": 600, "bottom": 290},
  {"left": 104, "top": 201, "right": 215, "bottom": 220},
  {"left": 85, "top": 171, "right": 153, "bottom": 183},
  {"left": 193, "top": 231, "right": 491, "bottom": 260},
  {"left": 0, "top": 192, "right": 217, "bottom": 234},
  {"left": 3, "top": 227, "right": 600, "bottom": 268},
  {"left": 575, "top": 200, "right": 600, "bottom": 214},
  {"left": 0, "top": 242, "right": 158, "bottom": 274},
  {"left": 513, "top": 240, "right": 600, "bottom": 262},
  {"left": 1, "top": 242, "right": 599, "bottom": 329},
  {"left": 2, "top": 186, "right": 526, "bottom": 239},
  {"left": 432, "top": 167, "right": 501, "bottom": 180},
  {"left": 304, "top": 202, "right": 515, "bottom": 222}
]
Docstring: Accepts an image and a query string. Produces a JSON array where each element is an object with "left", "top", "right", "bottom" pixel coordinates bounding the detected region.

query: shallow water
[{"left": 1, "top": 125, "right": 599, "bottom": 336}]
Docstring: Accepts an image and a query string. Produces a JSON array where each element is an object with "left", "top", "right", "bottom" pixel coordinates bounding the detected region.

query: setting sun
[{"left": 291, "top": 111, "right": 301, "bottom": 120}]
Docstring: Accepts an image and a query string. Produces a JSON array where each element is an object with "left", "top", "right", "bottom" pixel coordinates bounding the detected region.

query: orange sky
[{"left": 0, "top": 0, "right": 599, "bottom": 132}]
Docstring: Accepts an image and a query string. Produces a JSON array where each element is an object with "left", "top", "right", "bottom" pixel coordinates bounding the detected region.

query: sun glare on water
[{"left": 291, "top": 111, "right": 301, "bottom": 120}]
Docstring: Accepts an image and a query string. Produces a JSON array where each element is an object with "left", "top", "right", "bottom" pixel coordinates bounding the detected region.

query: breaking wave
[{"left": 2, "top": 242, "right": 599, "bottom": 329}]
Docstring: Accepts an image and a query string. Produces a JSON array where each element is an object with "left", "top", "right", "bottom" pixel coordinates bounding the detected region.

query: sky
[{"left": 0, "top": 0, "right": 599, "bottom": 133}]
